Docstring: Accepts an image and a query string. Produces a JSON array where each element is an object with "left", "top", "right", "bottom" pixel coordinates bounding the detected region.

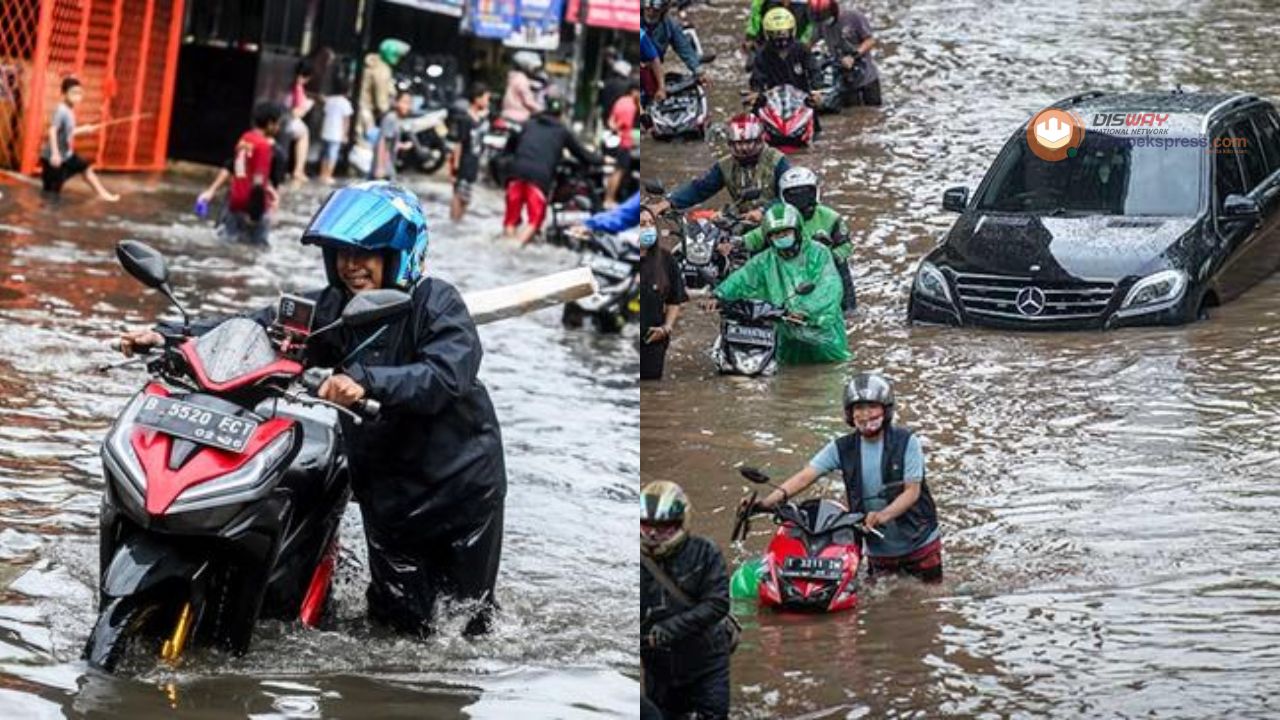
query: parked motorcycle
[
  {"left": 644, "top": 181, "right": 758, "bottom": 291},
  {"left": 481, "top": 115, "right": 519, "bottom": 186},
  {"left": 396, "top": 108, "right": 452, "bottom": 175},
  {"left": 753, "top": 85, "right": 816, "bottom": 153},
  {"left": 711, "top": 282, "right": 814, "bottom": 376},
  {"left": 86, "top": 241, "right": 402, "bottom": 672},
  {"left": 562, "top": 230, "right": 641, "bottom": 333},
  {"left": 731, "top": 467, "right": 874, "bottom": 613},
  {"left": 648, "top": 72, "right": 711, "bottom": 140}
]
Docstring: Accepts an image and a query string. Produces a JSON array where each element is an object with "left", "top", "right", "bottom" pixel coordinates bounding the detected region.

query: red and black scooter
[
  {"left": 85, "top": 240, "right": 404, "bottom": 672},
  {"left": 731, "top": 467, "right": 879, "bottom": 613},
  {"left": 752, "top": 85, "right": 816, "bottom": 153}
]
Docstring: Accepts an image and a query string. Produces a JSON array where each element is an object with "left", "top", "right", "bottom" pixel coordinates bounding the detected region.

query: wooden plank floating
[{"left": 462, "top": 267, "right": 599, "bottom": 325}]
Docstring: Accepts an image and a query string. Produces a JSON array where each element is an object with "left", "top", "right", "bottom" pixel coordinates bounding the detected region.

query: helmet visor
[
  {"left": 782, "top": 186, "right": 818, "bottom": 215},
  {"left": 730, "top": 139, "right": 764, "bottom": 160}
]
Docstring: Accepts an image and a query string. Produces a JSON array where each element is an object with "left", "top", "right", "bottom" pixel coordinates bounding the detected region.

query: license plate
[
  {"left": 135, "top": 396, "right": 260, "bottom": 454},
  {"left": 590, "top": 256, "right": 634, "bottom": 280},
  {"left": 725, "top": 322, "right": 775, "bottom": 348},
  {"left": 780, "top": 557, "right": 843, "bottom": 579}
]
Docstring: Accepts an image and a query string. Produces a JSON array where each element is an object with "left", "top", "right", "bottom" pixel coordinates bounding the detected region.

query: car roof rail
[
  {"left": 1202, "top": 93, "right": 1263, "bottom": 131},
  {"left": 1052, "top": 89, "right": 1108, "bottom": 107}
]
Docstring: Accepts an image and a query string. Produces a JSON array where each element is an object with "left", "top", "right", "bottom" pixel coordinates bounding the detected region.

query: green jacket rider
[{"left": 715, "top": 202, "right": 851, "bottom": 364}]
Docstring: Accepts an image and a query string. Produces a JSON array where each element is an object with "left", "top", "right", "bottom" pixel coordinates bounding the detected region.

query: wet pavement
[
  {"left": 643, "top": 0, "right": 1280, "bottom": 716},
  {"left": 0, "top": 169, "right": 638, "bottom": 717}
]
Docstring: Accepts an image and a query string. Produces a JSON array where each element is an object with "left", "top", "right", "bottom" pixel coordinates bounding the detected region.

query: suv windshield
[{"left": 977, "top": 131, "right": 1203, "bottom": 216}]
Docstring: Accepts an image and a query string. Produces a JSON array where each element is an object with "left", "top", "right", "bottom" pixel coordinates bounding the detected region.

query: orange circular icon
[{"left": 1026, "top": 108, "right": 1085, "bottom": 162}]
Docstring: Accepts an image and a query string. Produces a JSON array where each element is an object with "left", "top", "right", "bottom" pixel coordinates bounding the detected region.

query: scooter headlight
[
  {"left": 913, "top": 260, "right": 953, "bottom": 306},
  {"left": 734, "top": 349, "right": 769, "bottom": 375},
  {"left": 102, "top": 392, "right": 150, "bottom": 507},
  {"left": 1119, "top": 269, "right": 1187, "bottom": 312},
  {"left": 167, "top": 432, "right": 295, "bottom": 514}
]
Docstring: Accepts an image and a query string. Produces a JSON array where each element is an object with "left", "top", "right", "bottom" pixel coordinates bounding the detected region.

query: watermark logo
[{"left": 1026, "top": 108, "right": 1085, "bottom": 162}]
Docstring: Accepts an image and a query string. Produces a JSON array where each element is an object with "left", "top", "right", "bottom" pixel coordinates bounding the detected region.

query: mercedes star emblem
[{"left": 1015, "top": 286, "right": 1047, "bottom": 316}]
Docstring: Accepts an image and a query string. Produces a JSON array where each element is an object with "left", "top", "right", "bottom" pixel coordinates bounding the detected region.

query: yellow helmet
[{"left": 762, "top": 7, "right": 797, "bottom": 36}]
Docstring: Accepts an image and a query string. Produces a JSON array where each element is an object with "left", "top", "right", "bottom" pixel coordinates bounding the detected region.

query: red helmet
[
  {"left": 809, "top": 0, "right": 838, "bottom": 21},
  {"left": 727, "top": 113, "right": 765, "bottom": 162}
]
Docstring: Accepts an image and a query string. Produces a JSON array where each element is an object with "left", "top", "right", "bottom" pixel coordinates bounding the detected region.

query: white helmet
[
  {"left": 779, "top": 166, "right": 821, "bottom": 215},
  {"left": 611, "top": 59, "right": 633, "bottom": 78},
  {"left": 513, "top": 51, "right": 543, "bottom": 73},
  {"left": 779, "top": 166, "right": 820, "bottom": 197}
]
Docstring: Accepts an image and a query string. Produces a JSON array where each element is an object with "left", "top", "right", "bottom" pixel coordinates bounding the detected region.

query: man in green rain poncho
[
  {"left": 714, "top": 202, "right": 851, "bottom": 364},
  {"left": 740, "top": 166, "right": 856, "bottom": 313}
]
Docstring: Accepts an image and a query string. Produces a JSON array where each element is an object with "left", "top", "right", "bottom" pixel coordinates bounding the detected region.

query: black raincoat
[{"left": 641, "top": 535, "right": 731, "bottom": 718}]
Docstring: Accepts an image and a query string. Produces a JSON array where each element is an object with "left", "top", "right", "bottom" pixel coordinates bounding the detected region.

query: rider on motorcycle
[
  {"left": 741, "top": 167, "right": 856, "bottom": 311},
  {"left": 748, "top": 8, "right": 819, "bottom": 97},
  {"left": 649, "top": 113, "right": 790, "bottom": 220},
  {"left": 120, "top": 182, "right": 508, "bottom": 636},
  {"left": 641, "top": 481, "right": 731, "bottom": 720},
  {"left": 501, "top": 51, "right": 545, "bottom": 124},
  {"left": 809, "top": 0, "right": 882, "bottom": 106},
  {"left": 713, "top": 202, "right": 850, "bottom": 364},
  {"left": 641, "top": 0, "right": 702, "bottom": 76},
  {"left": 749, "top": 373, "right": 942, "bottom": 581}
]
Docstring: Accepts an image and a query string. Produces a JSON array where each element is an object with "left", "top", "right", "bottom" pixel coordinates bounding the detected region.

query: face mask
[
  {"left": 770, "top": 230, "right": 797, "bottom": 251},
  {"left": 852, "top": 406, "right": 886, "bottom": 437},
  {"left": 639, "top": 227, "right": 658, "bottom": 248}
]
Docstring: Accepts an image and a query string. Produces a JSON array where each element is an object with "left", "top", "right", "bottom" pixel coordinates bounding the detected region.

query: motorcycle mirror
[
  {"left": 644, "top": 180, "right": 667, "bottom": 195},
  {"left": 739, "top": 466, "right": 772, "bottom": 484},
  {"left": 795, "top": 282, "right": 816, "bottom": 296},
  {"left": 341, "top": 289, "right": 413, "bottom": 327},
  {"left": 701, "top": 53, "right": 717, "bottom": 64},
  {"left": 116, "top": 240, "right": 169, "bottom": 290},
  {"left": 573, "top": 196, "right": 593, "bottom": 211}
]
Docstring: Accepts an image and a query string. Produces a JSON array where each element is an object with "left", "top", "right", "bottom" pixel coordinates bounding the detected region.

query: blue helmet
[{"left": 302, "top": 181, "right": 429, "bottom": 289}]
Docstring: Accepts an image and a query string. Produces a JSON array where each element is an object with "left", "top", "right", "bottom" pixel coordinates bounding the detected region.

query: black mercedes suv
[{"left": 908, "top": 91, "right": 1280, "bottom": 329}]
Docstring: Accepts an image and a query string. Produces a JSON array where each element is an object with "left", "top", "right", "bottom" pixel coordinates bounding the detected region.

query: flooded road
[
  {"left": 643, "top": 0, "right": 1280, "bottom": 716},
  {"left": 0, "top": 171, "right": 638, "bottom": 717}
]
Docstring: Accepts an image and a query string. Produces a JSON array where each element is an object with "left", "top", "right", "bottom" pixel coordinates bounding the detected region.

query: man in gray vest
[
  {"left": 649, "top": 113, "right": 790, "bottom": 224},
  {"left": 749, "top": 372, "right": 943, "bottom": 581}
]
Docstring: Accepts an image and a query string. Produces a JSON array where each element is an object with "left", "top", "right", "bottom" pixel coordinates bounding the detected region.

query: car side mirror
[
  {"left": 942, "top": 186, "right": 970, "bottom": 213},
  {"left": 341, "top": 289, "right": 413, "bottom": 327},
  {"left": 1221, "top": 193, "right": 1261, "bottom": 219},
  {"left": 116, "top": 240, "right": 170, "bottom": 290}
]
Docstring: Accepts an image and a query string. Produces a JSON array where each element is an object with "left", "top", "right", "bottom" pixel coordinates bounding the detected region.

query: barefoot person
[{"left": 40, "top": 77, "right": 119, "bottom": 202}]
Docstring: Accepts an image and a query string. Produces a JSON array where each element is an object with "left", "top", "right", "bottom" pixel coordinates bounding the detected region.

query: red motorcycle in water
[
  {"left": 85, "top": 241, "right": 402, "bottom": 672},
  {"left": 732, "top": 467, "right": 874, "bottom": 612},
  {"left": 752, "top": 85, "right": 816, "bottom": 153}
]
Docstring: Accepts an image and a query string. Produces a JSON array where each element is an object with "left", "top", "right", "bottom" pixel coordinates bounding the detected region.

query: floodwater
[
  {"left": 643, "top": 0, "right": 1280, "bottom": 717},
  {"left": 0, "top": 170, "right": 638, "bottom": 717}
]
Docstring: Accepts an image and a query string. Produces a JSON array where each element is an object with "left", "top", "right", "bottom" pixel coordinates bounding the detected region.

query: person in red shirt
[
  {"left": 605, "top": 82, "right": 640, "bottom": 206},
  {"left": 196, "top": 102, "right": 286, "bottom": 245}
]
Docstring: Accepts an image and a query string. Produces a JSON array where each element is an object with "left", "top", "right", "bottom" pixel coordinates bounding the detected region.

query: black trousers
[
  {"left": 641, "top": 339, "right": 669, "bottom": 381},
  {"left": 835, "top": 256, "right": 857, "bottom": 312},
  {"left": 843, "top": 79, "right": 882, "bottom": 107},
  {"left": 644, "top": 653, "right": 730, "bottom": 720},
  {"left": 364, "top": 503, "right": 504, "bottom": 637}
]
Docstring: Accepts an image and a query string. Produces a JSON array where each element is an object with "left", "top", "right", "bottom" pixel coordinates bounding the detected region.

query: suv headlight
[
  {"left": 913, "top": 261, "right": 953, "bottom": 306},
  {"left": 1120, "top": 270, "right": 1187, "bottom": 311}
]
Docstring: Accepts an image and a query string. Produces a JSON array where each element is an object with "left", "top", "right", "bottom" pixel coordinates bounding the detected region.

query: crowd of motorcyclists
[{"left": 639, "top": 1, "right": 906, "bottom": 718}]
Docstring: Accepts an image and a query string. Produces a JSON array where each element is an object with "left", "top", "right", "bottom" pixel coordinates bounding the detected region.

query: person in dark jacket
[
  {"left": 748, "top": 7, "right": 819, "bottom": 95},
  {"left": 641, "top": 481, "right": 731, "bottom": 720},
  {"left": 502, "top": 95, "right": 601, "bottom": 246},
  {"left": 120, "top": 181, "right": 508, "bottom": 635},
  {"left": 639, "top": 205, "right": 687, "bottom": 381},
  {"left": 750, "top": 372, "right": 942, "bottom": 582},
  {"left": 809, "top": 0, "right": 882, "bottom": 106}
]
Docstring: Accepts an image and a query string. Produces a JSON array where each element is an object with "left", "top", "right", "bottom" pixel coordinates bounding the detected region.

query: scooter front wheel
[{"left": 83, "top": 596, "right": 162, "bottom": 672}]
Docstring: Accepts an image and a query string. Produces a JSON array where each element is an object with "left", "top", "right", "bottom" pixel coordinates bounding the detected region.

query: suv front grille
[{"left": 953, "top": 273, "right": 1116, "bottom": 321}]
